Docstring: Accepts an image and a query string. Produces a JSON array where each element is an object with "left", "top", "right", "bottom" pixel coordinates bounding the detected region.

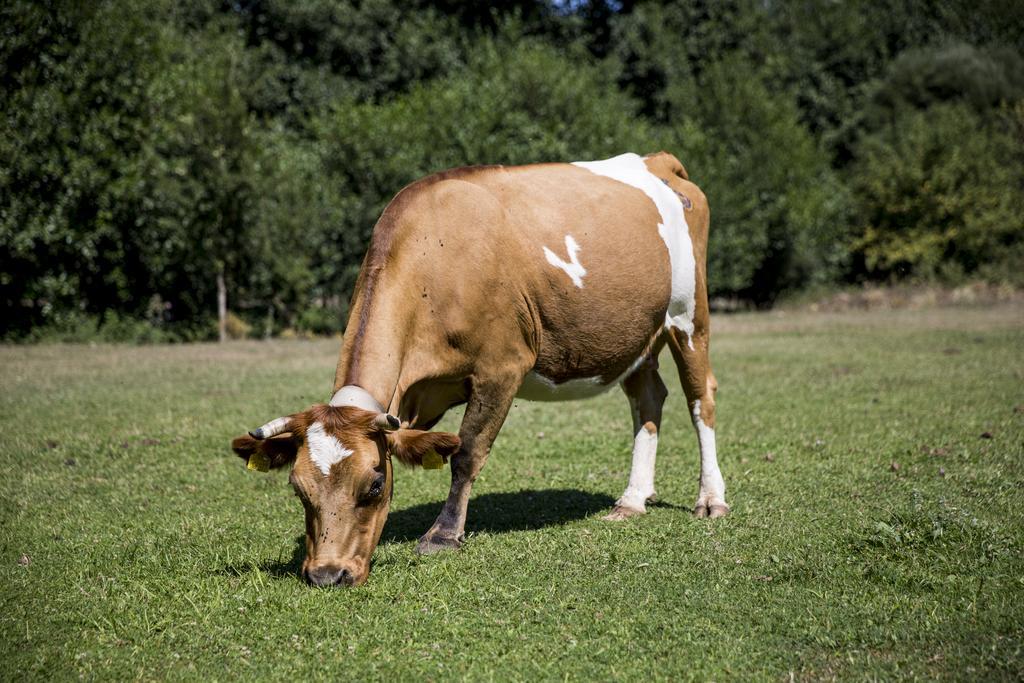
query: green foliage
[
  {"left": 2, "top": 0, "right": 1023, "bottom": 339},
  {"left": 236, "top": 0, "right": 463, "bottom": 100},
  {"left": 607, "top": 0, "right": 776, "bottom": 121},
  {"left": 849, "top": 103, "right": 1024, "bottom": 282},
  {"left": 19, "top": 309, "right": 187, "bottom": 344},
  {"left": 869, "top": 42, "right": 1024, "bottom": 122},
  {"left": 134, "top": 23, "right": 261, "bottom": 322},
  {"left": 1, "top": 0, "right": 174, "bottom": 334},
  {"left": 310, "top": 37, "right": 658, "bottom": 325},
  {"left": 320, "top": 37, "right": 654, "bottom": 174},
  {"left": 662, "top": 56, "right": 850, "bottom": 303}
]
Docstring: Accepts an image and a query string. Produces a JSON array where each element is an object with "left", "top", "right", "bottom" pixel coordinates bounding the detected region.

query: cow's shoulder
[
  {"left": 401, "top": 164, "right": 504, "bottom": 199},
  {"left": 368, "top": 165, "right": 503, "bottom": 248}
]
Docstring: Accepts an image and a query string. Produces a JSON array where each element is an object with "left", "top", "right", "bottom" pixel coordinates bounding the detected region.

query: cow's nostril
[{"left": 306, "top": 565, "right": 358, "bottom": 587}]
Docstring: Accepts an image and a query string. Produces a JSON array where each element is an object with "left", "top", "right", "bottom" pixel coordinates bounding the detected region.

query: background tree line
[{"left": 2, "top": 0, "right": 1022, "bottom": 341}]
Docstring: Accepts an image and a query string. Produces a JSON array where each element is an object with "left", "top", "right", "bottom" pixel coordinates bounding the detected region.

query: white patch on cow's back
[
  {"left": 572, "top": 153, "right": 697, "bottom": 349},
  {"left": 542, "top": 235, "right": 586, "bottom": 288},
  {"left": 516, "top": 354, "right": 647, "bottom": 402},
  {"left": 306, "top": 422, "right": 353, "bottom": 476}
]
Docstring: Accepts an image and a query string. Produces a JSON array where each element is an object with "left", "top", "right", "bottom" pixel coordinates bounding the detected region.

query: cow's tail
[
  {"left": 670, "top": 157, "right": 689, "bottom": 181},
  {"left": 645, "top": 150, "right": 689, "bottom": 181}
]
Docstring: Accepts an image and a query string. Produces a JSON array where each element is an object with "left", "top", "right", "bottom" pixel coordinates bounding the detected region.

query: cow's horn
[
  {"left": 372, "top": 413, "right": 401, "bottom": 432},
  {"left": 249, "top": 416, "right": 291, "bottom": 440}
]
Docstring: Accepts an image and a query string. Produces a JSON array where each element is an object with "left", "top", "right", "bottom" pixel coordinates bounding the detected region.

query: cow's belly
[
  {"left": 515, "top": 373, "right": 613, "bottom": 401},
  {"left": 516, "top": 347, "right": 650, "bottom": 402},
  {"left": 512, "top": 325, "right": 655, "bottom": 401}
]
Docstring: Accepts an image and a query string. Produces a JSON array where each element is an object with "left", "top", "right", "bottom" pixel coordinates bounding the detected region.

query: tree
[
  {"left": 309, "top": 37, "right": 660, "bottom": 326},
  {"left": 137, "top": 25, "right": 262, "bottom": 340},
  {"left": 0, "top": 0, "right": 175, "bottom": 336},
  {"left": 849, "top": 103, "right": 1024, "bottom": 282},
  {"left": 662, "top": 55, "right": 849, "bottom": 304}
]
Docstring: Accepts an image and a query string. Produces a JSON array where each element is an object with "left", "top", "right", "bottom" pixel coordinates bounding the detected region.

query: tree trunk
[{"left": 217, "top": 269, "right": 227, "bottom": 343}]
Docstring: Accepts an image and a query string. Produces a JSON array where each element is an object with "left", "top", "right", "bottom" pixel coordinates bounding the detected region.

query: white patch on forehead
[
  {"left": 542, "top": 235, "right": 586, "bottom": 288},
  {"left": 573, "top": 153, "right": 697, "bottom": 349},
  {"left": 306, "top": 422, "right": 353, "bottom": 476}
]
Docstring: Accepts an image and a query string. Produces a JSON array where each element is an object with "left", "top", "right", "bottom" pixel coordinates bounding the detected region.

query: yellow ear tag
[
  {"left": 247, "top": 452, "right": 271, "bottom": 472},
  {"left": 421, "top": 450, "right": 444, "bottom": 470}
]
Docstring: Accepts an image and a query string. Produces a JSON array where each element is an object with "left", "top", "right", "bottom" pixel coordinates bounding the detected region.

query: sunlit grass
[{"left": 1, "top": 304, "right": 1022, "bottom": 680}]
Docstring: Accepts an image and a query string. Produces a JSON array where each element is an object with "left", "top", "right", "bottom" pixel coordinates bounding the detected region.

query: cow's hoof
[
  {"left": 415, "top": 534, "right": 462, "bottom": 555},
  {"left": 693, "top": 503, "right": 730, "bottom": 519},
  {"left": 602, "top": 504, "right": 645, "bottom": 521}
]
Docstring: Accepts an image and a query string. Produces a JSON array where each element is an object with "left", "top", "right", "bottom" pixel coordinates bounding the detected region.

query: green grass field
[{"left": 2, "top": 304, "right": 1022, "bottom": 681}]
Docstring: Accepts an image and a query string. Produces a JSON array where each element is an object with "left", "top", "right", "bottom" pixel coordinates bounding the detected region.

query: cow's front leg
[
  {"left": 416, "top": 371, "right": 521, "bottom": 555},
  {"left": 604, "top": 357, "right": 668, "bottom": 521}
]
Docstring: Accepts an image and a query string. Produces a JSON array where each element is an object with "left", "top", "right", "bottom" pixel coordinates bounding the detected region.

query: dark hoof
[
  {"left": 415, "top": 534, "right": 463, "bottom": 555},
  {"left": 694, "top": 503, "right": 730, "bottom": 519}
]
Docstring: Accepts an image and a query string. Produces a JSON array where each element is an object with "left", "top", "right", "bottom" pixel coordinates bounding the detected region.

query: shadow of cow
[{"left": 227, "top": 488, "right": 616, "bottom": 580}]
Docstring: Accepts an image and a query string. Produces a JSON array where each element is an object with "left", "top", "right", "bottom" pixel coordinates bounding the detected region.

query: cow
[{"left": 231, "top": 152, "right": 728, "bottom": 587}]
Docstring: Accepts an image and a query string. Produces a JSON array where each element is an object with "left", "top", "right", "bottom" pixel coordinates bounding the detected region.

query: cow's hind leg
[
  {"left": 667, "top": 328, "right": 728, "bottom": 518},
  {"left": 603, "top": 356, "right": 668, "bottom": 521},
  {"left": 416, "top": 369, "right": 522, "bottom": 555}
]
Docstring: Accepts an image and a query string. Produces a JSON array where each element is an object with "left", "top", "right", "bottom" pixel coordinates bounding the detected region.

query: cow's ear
[
  {"left": 387, "top": 430, "right": 460, "bottom": 468},
  {"left": 231, "top": 433, "right": 299, "bottom": 470}
]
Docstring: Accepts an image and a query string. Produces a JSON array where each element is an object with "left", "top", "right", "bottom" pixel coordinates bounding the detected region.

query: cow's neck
[
  {"left": 333, "top": 328, "right": 405, "bottom": 414},
  {"left": 332, "top": 272, "right": 410, "bottom": 414}
]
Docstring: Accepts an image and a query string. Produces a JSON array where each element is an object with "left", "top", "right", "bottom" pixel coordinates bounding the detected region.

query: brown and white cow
[{"left": 231, "top": 152, "right": 727, "bottom": 587}]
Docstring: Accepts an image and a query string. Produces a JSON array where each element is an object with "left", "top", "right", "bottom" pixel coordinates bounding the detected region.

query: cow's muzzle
[{"left": 305, "top": 564, "right": 356, "bottom": 587}]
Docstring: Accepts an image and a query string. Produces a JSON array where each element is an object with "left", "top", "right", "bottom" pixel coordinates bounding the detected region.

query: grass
[{"left": 1, "top": 304, "right": 1022, "bottom": 681}]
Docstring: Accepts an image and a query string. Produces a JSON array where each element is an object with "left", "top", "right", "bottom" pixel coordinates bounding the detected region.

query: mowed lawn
[{"left": 2, "top": 305, "right": 1022, "bottom": 681}]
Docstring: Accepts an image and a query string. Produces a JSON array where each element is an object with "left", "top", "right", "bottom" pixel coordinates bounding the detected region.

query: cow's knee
[{"left": 694, "top": 392, "right": 716, "bottom": 429}]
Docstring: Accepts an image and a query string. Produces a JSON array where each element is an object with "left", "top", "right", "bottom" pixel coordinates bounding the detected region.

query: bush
[
  {"left": 20, "top": 312, "right": 181, "bottom": 344},
  {"left": 849, "top": 103, "right": 1024, "bottom": 283},
  {"left": 224, "top": 313, "right": 251, "bottom": 340},
  {"left": 869, "top": 42, "right": 1024, "bottom": 121},
  {"left": 310, "top": 37, "right": 661, "bottom": 322}
]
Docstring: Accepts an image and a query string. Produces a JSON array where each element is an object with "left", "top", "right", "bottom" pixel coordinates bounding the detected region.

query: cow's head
[{"left": 231, "top": 404, "right": 460, "bottom": 587}]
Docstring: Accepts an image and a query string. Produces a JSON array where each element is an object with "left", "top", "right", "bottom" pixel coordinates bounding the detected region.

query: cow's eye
[{"left": 366, "top": 476, "right": 385, "bottom": 500}]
